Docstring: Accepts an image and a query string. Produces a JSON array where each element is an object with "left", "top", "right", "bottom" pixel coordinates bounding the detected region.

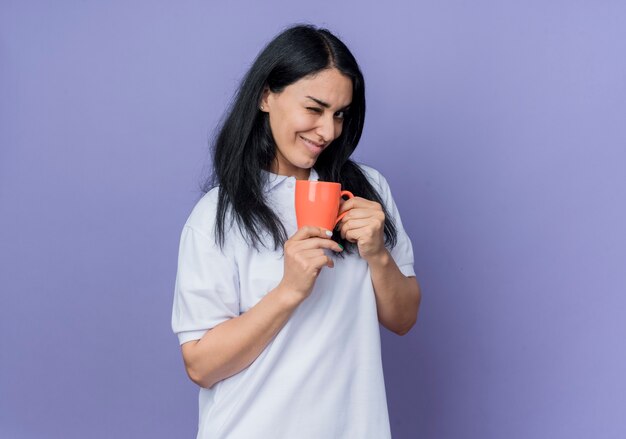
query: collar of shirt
[{"left": 261, "top": 168, "right": 320, "bottom": 193}]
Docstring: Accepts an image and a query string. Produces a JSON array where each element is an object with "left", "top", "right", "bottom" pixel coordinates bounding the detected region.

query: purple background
[{"left": 2, "top": 1, "right": 625, "bottom": 438}]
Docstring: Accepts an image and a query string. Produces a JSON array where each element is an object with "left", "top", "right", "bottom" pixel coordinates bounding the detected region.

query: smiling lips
[{"left": 300, "top": 135, "right": 326, "bottom": 152}]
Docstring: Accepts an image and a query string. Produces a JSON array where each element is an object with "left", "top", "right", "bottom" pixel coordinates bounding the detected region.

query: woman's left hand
[{"left": 336, "top": 197, "right": 386, "bottom": 261}]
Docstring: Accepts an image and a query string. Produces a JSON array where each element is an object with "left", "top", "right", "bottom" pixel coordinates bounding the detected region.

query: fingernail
[
  {"left": 338, "top": 244, "right": 344, "bottom": 250},
  {"left": 325, "top": 230, "right": 333, "bottom": 237}
]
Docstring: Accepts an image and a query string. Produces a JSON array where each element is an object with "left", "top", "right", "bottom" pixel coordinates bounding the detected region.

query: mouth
[{"left": 300, "top": 135, "right": 326, "bottom": 152}]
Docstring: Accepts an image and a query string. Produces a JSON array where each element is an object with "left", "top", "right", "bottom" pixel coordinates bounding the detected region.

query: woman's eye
[{"left": 306, "top": 107, "right": 346, "bottom": 120}]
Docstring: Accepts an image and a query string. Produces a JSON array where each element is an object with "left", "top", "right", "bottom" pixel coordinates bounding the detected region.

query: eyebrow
[{"left": 305, "top": 96, "right": 351, "bottom": 110}]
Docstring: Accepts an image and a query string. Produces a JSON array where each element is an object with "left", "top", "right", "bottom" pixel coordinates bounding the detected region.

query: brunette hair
[{"left": 205, "top": 24, "right": 397, "bottom": 253}]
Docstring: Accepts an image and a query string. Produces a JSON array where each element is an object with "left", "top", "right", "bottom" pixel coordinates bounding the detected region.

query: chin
[
  {"left": 298, "top": 158, "right": 317, "bottom": 170},
  {"left": 291, "top": 154, "right": 317, "bottom": 170}
]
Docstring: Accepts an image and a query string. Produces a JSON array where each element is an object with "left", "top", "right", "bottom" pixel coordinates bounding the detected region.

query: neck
[{"left": 269, "top": 160, "right": 311, "bottom": 180}]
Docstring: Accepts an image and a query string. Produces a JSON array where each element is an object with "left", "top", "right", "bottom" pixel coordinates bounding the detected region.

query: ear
[{"left": 260, "top": 86, "right": 271, "bottom": 112}]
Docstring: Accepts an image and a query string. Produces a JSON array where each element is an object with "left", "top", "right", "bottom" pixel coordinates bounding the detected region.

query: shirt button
[{"left": 286, "top": 180, "right": 294, "bottom": 188}]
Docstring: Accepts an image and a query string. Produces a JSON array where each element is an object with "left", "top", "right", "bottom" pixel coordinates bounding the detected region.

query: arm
[
  {"left": 367, "top": 249, "right": 421, "bottom": 335},
  {"left": 337, "top": 197, "right": 421, "bottom": 336},
  {"left": 180, "top": 226, "right": 343, "bottom": 388},
  {"left": 181, "top": 285, "right": 301, "bottom": 388}
]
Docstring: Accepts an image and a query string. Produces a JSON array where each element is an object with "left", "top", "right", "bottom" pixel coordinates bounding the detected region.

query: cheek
[
  {"left": 272, "top": 113, "right": 308, "bottom": 138},
  {"left": 290, "top": 114, "right": 315, "bottom": 135},
  {"left": 269, "top": 113, "right": 291, "bottom": 140},
  {"left": 335, "top": 122, "right": 344, "bottom": 139}
]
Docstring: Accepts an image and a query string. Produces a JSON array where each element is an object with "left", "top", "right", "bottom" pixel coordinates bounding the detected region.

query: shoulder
[{"left": 183, "top": 187, "right": 222, "bottom": 234}]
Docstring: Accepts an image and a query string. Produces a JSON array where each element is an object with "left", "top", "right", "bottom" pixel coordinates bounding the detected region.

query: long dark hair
[{"left": 204, "top": 24, "right": 397, "bottom": 254}]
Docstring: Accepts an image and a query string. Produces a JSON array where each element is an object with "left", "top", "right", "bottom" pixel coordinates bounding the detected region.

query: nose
[{"left": 315, "top": 113, "right": 337, "bottom": 144}]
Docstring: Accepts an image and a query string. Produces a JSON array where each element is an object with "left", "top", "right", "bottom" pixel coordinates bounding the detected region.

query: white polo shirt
[{"left": 172, "top": 164, "right": 415, "bottom": 439}]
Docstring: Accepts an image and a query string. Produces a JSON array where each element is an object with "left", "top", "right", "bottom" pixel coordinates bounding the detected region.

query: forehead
[{"left": 284, "top": 68, "right": 353, "bottom": 107}]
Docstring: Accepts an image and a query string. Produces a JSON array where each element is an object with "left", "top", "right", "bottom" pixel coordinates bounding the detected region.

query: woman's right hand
[
  {"left": 181, "top": 226, "right": 342, "bottom": 388},
  {"left": 278, "top": 226, "right": 343, "bottom": 303}
]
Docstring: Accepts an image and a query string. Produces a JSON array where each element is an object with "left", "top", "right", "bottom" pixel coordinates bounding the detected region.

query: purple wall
[{"left": 2, "top": 1, "right": 625, "bottom": 438}]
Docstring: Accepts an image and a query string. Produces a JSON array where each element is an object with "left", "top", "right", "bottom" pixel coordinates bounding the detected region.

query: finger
[
  {"left": 338, "top": 197, "right": 377, "bottom": 214},
  {"left": 339, "top": 207, "right": 384, "bottom": 221},
  {"left": 292, "top": 237, "right": 343, "bottom": 252},
  {"left": 344, "top": 225, "right": 372, "bottom": 243},
  {"left": 311, "top": 254, "right": 334, "bottom": 270},
  {"left": 288, "top": 249, "right": 331, "bottom": 270},
  {"left": 338, "top": 197, "right": 358, "bottom": 214},
  {"left": 297, "top": 248, "right": 328, "bottom": 259},
  {"left": 339, "top": 218, "right": 373, "bottom": 239},
  {"left": 290, "top": 226, "right": 333, "bottom": 241},
  {"left": 301, "top": 250, "right": 336, "bottom": 269},
  {"left": 299, "top": 253, "right": 334, "bottom": 274}
]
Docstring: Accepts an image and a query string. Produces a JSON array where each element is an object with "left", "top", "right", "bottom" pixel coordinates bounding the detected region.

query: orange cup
[{"left": 295, "top": 180, "right": 354, "bottom": 230}]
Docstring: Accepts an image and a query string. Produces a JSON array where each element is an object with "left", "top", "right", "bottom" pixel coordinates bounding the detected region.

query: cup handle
[{"left": 334, "top": 190, "right": 355, "bottom": 226}]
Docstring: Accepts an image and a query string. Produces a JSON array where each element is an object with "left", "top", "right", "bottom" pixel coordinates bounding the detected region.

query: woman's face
[{"left": 261, "top": 68, "right": 353, "bottom": 180}]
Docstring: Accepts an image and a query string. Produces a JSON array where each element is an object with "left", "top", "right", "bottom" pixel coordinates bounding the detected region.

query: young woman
[{"left": 172, "top": 24, "right": 421, "bottom": 439}]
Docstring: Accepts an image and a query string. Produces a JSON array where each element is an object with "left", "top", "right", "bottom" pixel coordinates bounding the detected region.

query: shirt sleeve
[
  {"left": 171, "top": 225, "right": 240, "bottom": 345},
  {"left": 363, "top": 166, "right": 416, "bottom": 278}
]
